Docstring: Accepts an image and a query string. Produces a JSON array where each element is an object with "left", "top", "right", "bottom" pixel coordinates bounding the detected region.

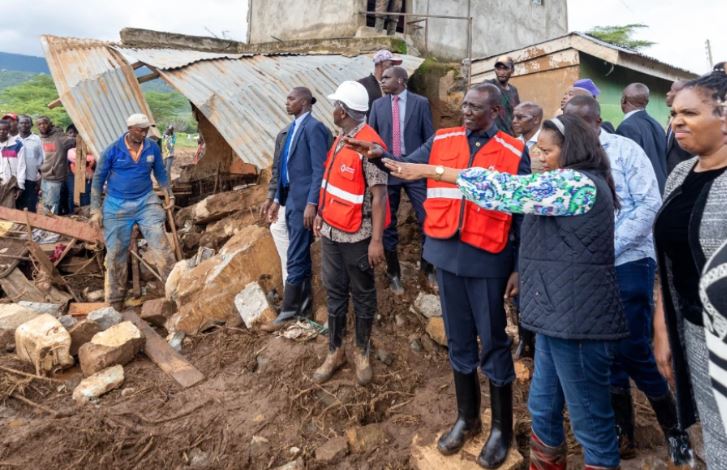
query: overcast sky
[{"left": 0, "top": 0, "right": 723, "bottom": 74}]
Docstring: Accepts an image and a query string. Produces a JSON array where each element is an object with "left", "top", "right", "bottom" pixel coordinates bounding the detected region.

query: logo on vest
[{"left": 339, "top": 164, "right": 355, "bottom": 175}]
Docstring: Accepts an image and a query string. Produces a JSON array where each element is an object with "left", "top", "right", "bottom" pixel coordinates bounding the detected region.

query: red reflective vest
[
  {"left": 319, "top": 124, "right": 390, "bottom": 233},
  {"left": 423, "top": 127, "right": 524, "bottom": 253}
]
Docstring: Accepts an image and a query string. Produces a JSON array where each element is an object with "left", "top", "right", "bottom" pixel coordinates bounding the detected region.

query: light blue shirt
[
  {"left": 20, "top": 133, "right": 43, "bottom": 182},
  {"left": 392, "top": 90, "right": 407, "bottom": 155},
  {"left": 599, "top": 130, "right": 661, "bottom": 265},
  {"left": 284, "top": 111, "right": 310, "bottom": 174}
]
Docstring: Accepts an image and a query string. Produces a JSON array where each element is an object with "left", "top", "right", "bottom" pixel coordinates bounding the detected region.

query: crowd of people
[{"left": 259, "top": 48, "right": 727, "bottom": 470}]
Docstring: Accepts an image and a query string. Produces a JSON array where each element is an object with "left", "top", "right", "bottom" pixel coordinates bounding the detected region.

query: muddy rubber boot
[
  {"left": 298, "top": 278, "right": 313, "bottom": 320},
  {"left": 529, "top": 431, "right": 566, "bottom": 470},
  {"left": 477, "top": 382, "right": 513, "bottom": 468},
  {"left": 353, "top": 347, "right": 373, "bottom": 385},
  {"left": 272, "top": 282, "right": 302, "bottom": 325},
  {"left": 611, "top": 388, "right": 636, "bottom": 460},
  {"left": 646, "top": 392, "right": 694, "bottom": 467},
  {"left": 313, "top": 347, "right": 346, "bottom": 384},
  {"left": 385, "top": 250, "right": 405, "bottom": 296},
  {"left": 437, "top": 370, "right": 482, "bottom": 455}
]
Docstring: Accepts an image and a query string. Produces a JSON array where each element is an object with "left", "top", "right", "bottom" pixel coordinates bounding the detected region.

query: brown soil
[{"left": 0, "top": 193, "right": 673, "bottom": 469}]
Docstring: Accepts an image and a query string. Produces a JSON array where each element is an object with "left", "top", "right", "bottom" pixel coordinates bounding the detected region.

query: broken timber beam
[
  {"left": 121, "top": 310, "right": 205, "bottom": 388},
  {"left": 0, "top": 207, "right": 103, "bottom": 244}
]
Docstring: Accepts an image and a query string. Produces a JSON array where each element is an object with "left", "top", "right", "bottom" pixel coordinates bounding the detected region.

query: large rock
[
  {"left": 78, "top": 321, "right": 145, "bottom": 376},
  {"left": 72, "top": 365, "right": 125, "bottom": 404},
  {"left": 413, "top": 292, "right": 442, "bottom": 318},
  {"left": 165, "top": 258, "right": 197, "bottom": 303},
  {"left": 234, "top": 282, "right": 277, "bottom": 329},
  {"left": 199, "top": 213, "right": 256, "bottom": 250},
  {"left": 175, "top": 187, "right": 263, "bottom": 226},
  {"left": 0, "top": 304, "right": 40, "bottom": 349},
  {"left": 87, "top": 307, "right": 122, "bottom": 331},
  {"left": 425, "top": 317, "right": 448, "bottom": 347},
  {"left": 141, "top": 298, "right": 177, "bottom": 328},
  {"left": 169, "top": 226, "right": 282, "bottom": 334},
  {"left": 69, "top": 320, "right": 102, "bottom": 356},
  {"left": 15, "top": 314, "right": 74, "bottom": 374}
]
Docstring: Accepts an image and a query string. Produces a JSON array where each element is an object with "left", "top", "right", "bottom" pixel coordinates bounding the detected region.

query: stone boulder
[
  {"left": 87, "top": 307, "right": 123, "bottom": 331},
  {"left": 413, "top": 292, "right": 442, "bottom": 318},
  {"left": 78, "top": 321, "right": 145, "bottom": 376},
  {"left": 425, "top": 317, "right": 448, "bottom": 347},
  {"left": 72, "top": 365, "right": 125, "bottom": 404},
  {"left": 15, "top": 314, "right": 73, "bottom": 374},
  {"left": 169, "top": 226, "right": 282, "bottom": 334},
  {"left": 69, "top": 320, "right": 102, "bottom": 356},
  {"left": 141, "top": 298, "right": 177, "bottom": 328},
  {"left": 234, "top": 282, "right": 277, "bottom": 329}
]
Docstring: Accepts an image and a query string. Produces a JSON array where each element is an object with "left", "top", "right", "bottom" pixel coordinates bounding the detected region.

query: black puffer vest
[{"left": 519, "top": 170, "right": 627, "bottom": 340}]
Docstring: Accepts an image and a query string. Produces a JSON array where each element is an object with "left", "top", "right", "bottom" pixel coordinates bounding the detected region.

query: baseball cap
[
  {"left": 573, "top": 78, "right": 601, "bottom": 97},
  {"left": 327, "top": 81, "right": 369, "bottom": 112},
  {"left": 494, "top": 55, "right": 514, "bottom": 68},
  {"left": 373, "top": 49, "right": 403, "bottom": 65},
  {"left": 126, "top": 113, "right": 152, "bottom": 128},
  {"left": 2, "top": 113, "right": 17, "bottom": 121}
]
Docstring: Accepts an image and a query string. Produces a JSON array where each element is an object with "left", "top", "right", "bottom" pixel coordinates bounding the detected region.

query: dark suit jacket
[
  {"left": 616, "top": 110, "right": 668, "bottom": 192},
  {"left": 368, "top": 90, "right": 434, "bottom": 185},
  {"left": 358, "top": 74, "right": 382, "bottom": 119},
  {"left": 665, "top": 124, "right": 692, "bottom": 175},
  {"left": 271, "top": 113, "right": 332, "bottom": 211}
]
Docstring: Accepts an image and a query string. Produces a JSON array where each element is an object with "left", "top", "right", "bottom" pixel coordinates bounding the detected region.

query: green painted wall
[{"left": 578, "top": 54, "right": 672, "bottom": 129}]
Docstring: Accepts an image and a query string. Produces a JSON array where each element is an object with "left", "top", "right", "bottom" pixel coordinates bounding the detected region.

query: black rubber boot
[
  {"left": 611, "top": 387, "right": 636, "bottom": 459},
  {"left": 477, "top": 382, "right": 513, "bottom": 468},
  {"left": 385, "top": 250, "right": 404, "bottom": 295},
  {"left": 272, "top": 281, "right": 301, "bottom": 325},
  {"left": 646, "top": 392, "right": 694, "bottom": 466},
  {"left": 437, "top": 371, "right": 482, "bottom": 455},
  {"left": 298, "top": 278, "right": 313, "bottom": 320},
  {"left": 421, "top": 257, "right": 438, "bottom": 293}
]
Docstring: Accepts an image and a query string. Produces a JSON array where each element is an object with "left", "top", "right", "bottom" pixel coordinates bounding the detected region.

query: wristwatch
[{"left": 434, "top": 165, "right": 445, "bottom": 181}]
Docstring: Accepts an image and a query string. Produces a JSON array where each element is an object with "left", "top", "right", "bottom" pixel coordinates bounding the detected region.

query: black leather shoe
[
  {"left": 272, "top": 281, "right": 301, "bottom": 325},
  {"left": 385, "top": 250, "right": 405, "bottom": 295},
  {"left": 437, "top": 371, "right": 482, "bottom": 455},
  {"left": 477, "top": 382, "right": 512, "bottom": 468},
  {"left": 647, "top": 392, "right": 694, "bottom": 466}
]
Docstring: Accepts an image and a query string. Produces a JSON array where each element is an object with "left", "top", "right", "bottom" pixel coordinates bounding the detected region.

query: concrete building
[
  {"left": 471, "top": 33, "right": 697, "bottom": 126},
  {"left": 247, "top": 0, "right": 568, "bottom": 61}
]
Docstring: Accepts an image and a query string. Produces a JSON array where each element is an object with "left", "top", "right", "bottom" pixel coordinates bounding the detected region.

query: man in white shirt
[
  {"left": 17, "top": 115, "right": 43, "bottom": 212},
  {"left": 0, "top": 119, "right": 26, "bottom": 207}
]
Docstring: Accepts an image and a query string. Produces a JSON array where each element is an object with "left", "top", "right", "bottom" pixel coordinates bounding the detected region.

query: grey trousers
[{"left": 684, "top": 320, "right": 727, "bottom": 469}]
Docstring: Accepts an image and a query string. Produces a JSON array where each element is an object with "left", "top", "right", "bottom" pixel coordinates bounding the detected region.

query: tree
[
  {"left": 0, "top": 74, "right": 70, "bottom": 127},
  {"left": 143, "top": 91, "right": 194, "bottom": 131},
  {"left": 586, "top": 24, "right": 655, "bottom": 51}
]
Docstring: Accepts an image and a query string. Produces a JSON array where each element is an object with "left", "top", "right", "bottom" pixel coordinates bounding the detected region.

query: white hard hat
[
  {"left": 327, "top": 81, "right": 369, "bottom": 112},
  {"left": 126, "top": 113, "right": 151, "bottom": 128}
]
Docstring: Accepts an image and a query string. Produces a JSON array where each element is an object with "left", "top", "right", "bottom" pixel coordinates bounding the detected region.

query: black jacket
[{"left": 616, "top": 110, "right": 668, "bottom": 192}]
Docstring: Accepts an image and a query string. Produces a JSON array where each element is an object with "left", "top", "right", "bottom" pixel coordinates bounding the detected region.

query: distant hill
[
  {"left": 0, "top": 70, "right": 40, "bottom": 91},
  {"left": 0, "top": 52, "right": 49, "bottom": 74}
]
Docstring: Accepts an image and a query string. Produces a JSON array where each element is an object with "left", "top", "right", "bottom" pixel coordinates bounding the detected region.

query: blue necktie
[{"left": 279, "top": 121, "right": 296, "bottom": 187}]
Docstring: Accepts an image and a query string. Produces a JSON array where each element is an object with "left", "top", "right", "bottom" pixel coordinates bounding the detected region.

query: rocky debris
[
  {"left": 72, "top": 365, "right": 125, "bottom": 404},
  {"left": 17, "top": 301, "right": 63, "bottom": 317},
  {"left": 345, "top": 423, "right": 390, "bottom": 454},
  {"left": 315, "top": 435, "right": 349, "bottom": 464},
  {"left": 375, "top": 348, "right": 394, "bottom": 366},
  {"left": 68, "top": 320, "right": 102, "bottom": 356},
  {"left": 87, "top": 307, "right": 122, "bottom": 331},
  {"left": 409, "top": 335, "right": 423, "bottom": 353},
  {"left": 58, "top": 315, "right": 78, "bottom": 330},
  {"left": 425, "top": 317, "right": 448, "bottom": 347},
  {"left": 78, "top": 321, "right": 145, "bottom": 376},
  {"left": 68, "top": 302, "right": 109, "bottom": 317},
  {"left": 166, "top": 331, "right": 185, "bottom": 352},
  {"left": 0, "top": 304, "right": 40, "bottom": 349},
  {"left": 165, "top": 258, "right": 198, "bottom": 303},
  {"left": 175, "top": 187, "right": 262, "bottom": 226},
  {"left": 140, "top": 298, "right": 177, "bottom": 328},
  {"left": 420, "top": 334, "right": 437, "bottom": 353},
  {"left": 168, "top": 226, "right": 282, "bottom": 334},
  {"left": 198, "top": 214, "right": 255, "bottom": 250},
  {"left": 234, "top": 282, "right": 277, "bottom": 329},
  {"left": 83, "top": 289, "right": 105, "bottom": 302},
  {"left": 271, "top": 458, "right": 304, "bottom": 470},
  {"left": 250, "top": 435, "right": 271, "bottom": 457},
  {"left": 15, "top": 314, "right": 74, "bottom": 374},
  {"left": 413, "top": 292, "right": 442, "bottom": 318}
]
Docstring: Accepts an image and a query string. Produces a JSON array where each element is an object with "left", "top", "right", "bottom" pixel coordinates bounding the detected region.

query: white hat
[
  {"left": 327, "top": 81, "right": 369, "bottom": 112},
  {"left": 126, "top": 113, "right": 151, "bottom": 128}
]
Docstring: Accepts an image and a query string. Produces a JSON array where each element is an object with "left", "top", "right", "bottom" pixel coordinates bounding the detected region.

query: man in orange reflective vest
[
  {"left": 311, "top": 81, "right": 389, "bottom": 386},
  {"left": 347, "top": 82, "right": 530, "bottom": 468}
]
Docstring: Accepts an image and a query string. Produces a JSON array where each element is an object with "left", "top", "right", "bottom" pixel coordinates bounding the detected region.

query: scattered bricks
[
  {"left": 345, "top": 423, "right": 390, "bottom": 454},
  {"left": 0, "top": 304, "right": 40, "bottom": 349},
  {"left": 69, "top": 320, "right": 101, "bottom": 356},
  {"left": 17, "top": 302, "right": 63, "bottom": 318},
  {"left": 425, "top": 317, "right": 448, "bottom": 347},
  {"left": 140, "top": 298, "right": 177, "bottom": 328},
  {"left": 87, "top": 307, "right": 122, "bottom": 331},
  {"left": 413, "top": 292, "right": 442, "bottom": 318},
  {"left": 78, "top": 321, "right": 144, "bottom": 376},
  {"left": 315, "top": 435, "right": 349, "bottom": 464},
  {"left": 72, "top": 365, "right": 124, "bottom": 404},
  {"left": 234, "top": 282, "right": 277, "bottom": 329},
  {"left": 15, "top": 314, "right": 74, "bottom": 374}
]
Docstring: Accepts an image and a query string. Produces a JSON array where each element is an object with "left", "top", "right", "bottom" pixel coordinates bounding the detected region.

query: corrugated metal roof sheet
[
  {"left": 41, "top": 35, "right": 156, "bottom": 158},
  {"left": 42, "top": 35, "right": 424, "bottom": 169}
]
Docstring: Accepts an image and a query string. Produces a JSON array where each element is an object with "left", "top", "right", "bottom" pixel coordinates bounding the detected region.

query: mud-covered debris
[
  {"left": 15, "top": 313, "right": 74, "bottom": 374},
  {"left": 78, "top": 321, "right": 144, "bottom": 376},
  {"left": 72, "top": 364, "right": 124, "bottom": 404}
]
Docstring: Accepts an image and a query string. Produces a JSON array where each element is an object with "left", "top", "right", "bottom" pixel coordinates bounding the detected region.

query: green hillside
[{"left": 0, "top": 70, "right": 40, "bottom": 91}]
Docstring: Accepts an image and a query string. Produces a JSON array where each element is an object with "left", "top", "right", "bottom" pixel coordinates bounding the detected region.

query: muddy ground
[{"left": 0, "top": 162, "right": 677, "bottom": 469}]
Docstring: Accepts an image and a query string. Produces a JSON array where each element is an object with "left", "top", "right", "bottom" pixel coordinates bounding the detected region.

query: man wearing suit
[
  {"left": 358, "top": 50, "right": 402, "bottom": 119},
  {"left": 665, "top": 80, "right": 692, "bottom": 174},
  {"left": 265, "top": 87, "right": 332, "bottom": 327},
  {"left": 616, "top": 83, "right": 668, "bottom": 192},
  {"left": 369, "top": 66, "right": 436, "bottom": 293}
]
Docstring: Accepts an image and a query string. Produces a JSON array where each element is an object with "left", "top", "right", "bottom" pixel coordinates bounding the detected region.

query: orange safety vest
[
  {"left": 423, "top": 127, "right": 524, "bottom": 253},
  {"left": 319, "top": 124, "right": 391, "bottom": 233}
]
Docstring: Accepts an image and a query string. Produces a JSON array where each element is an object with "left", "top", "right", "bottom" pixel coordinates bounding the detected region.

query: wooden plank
[
  {"left": 0, "top": 207, "right": 103, "bottom": 244},
  {"left": 121, "top": 310, "right": 205, "bottom": 388},
  {"left": 0, "top": 268, "right": 71, "bottom": 304},
  {"left": 68, "top": 302, "right": 109, "bottom": 317},
  {"left": 74, "top": 137, "right": 87, "bottom": 206}
]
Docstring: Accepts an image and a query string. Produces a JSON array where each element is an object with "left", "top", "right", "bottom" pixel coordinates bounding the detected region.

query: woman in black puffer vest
[{"left": 386, "top": 114, "right": 626, "bottom": 469}]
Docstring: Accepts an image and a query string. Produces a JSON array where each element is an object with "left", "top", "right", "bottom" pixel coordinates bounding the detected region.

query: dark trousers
[
  {"left": 321, "top": 237, "right": 376, "bottom": 351},
  {"left": 610, "top": 258, "right": 669, "bottom": 397},
  {"left": 284, "top": 205, "right": 313, "bottom": 285},
  {"left": 437, "top": 268, "right": 515, "bottom": 386},
  {"left": 65, "top": 171, "right": 91, "bottom": 213},
  {"left": 16, "top": 180, "right": 38, "bottom": 212},
  {"left": 383, "top": 179, "right": 427, "bottom": 252}
]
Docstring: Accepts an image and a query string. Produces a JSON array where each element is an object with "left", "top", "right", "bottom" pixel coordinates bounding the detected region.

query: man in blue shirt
[{"left": 90, "top": 113, "right": 176, "bottom": 311}]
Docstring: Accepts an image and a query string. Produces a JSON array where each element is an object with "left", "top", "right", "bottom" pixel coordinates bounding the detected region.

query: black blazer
[
  {"left": 616, "top": 110, "right": 668, "bottom": 192},
  {"left": 358, "top": 74, "right": 382, "bottom": 119},
  {"left": 665, "top": 123, "right": 693, "bottom": 175}
]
